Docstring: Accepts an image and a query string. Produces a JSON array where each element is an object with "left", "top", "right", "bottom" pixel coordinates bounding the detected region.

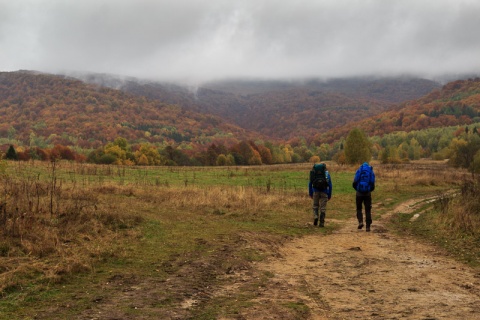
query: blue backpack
[{"left": 356, "top": 164, "right": 373, "bottom": 193}]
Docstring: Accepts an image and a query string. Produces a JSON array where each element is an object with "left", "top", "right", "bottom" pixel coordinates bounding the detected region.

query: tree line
[
  {"left": 2, "top": 137, "right": 326, "bottom": 166},
  {"left": 3, "top": 123, "right": 480, "bottom": 173}
]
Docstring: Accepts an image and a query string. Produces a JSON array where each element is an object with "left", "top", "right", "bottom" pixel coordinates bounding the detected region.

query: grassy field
[{"left": 0, "top": 159, "right": 477, "bottom": 318}]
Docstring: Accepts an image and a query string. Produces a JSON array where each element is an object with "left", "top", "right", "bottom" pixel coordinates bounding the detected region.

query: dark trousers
[{"left": 356, "top": 194, "right": 372, "bottom": 226}]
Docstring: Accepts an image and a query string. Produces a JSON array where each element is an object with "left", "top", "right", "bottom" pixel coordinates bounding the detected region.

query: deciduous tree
[{"left": 344, "top": 128, "right": 371, "bottom": 164}]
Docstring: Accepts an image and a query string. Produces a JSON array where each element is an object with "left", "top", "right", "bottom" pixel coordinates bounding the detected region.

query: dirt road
[
  {"left": 237, "top": 198, "right": 480, "bottom": 319},
  {"left": 53, "top": 197, "right": 479, "bottom": 319}
]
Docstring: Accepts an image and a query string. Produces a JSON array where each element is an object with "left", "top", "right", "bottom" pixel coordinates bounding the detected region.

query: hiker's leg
[
  {"left": 365, "top": 195, "right": 372, "bottom": 227},
  {"left": 313, "top": 208, "right": 319, "bottom": 226},
  {"left": 356, "top": 195, "right": 365, "bottom": 229},
  {"left": 319, "top": 192, "right": 328, "bottom": 227},
  {"left": 312, "top": 192, "right": 320, "bottom": 225},
  {"left": 356, "top": 195, "right": 363, "bottom": 223}
]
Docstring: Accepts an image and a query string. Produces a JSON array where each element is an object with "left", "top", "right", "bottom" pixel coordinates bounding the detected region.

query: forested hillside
[
  {"left": 203, "top": 77, "right": 441, "bottom": 103},
  {"left": 76, "top": 73, "right": 440, "bottom": 140},
  {"left": 0, "top": 71, "right": 257, "bottom": 149},
  {"left": 196, "top": 88, "right": 389, "bottom": 139},
  {"left": 316, "top": 78, "right": 480, "bottom": 144},
  {"left": 1, "top": 70, "right": 478, "bottom": 167}
]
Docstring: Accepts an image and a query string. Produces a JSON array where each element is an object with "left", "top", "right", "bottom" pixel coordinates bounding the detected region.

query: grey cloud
[{"left": 1, "top": 0, "right": 480, "bottom": 83}]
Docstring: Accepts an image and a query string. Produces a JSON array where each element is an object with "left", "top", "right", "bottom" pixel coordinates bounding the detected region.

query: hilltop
[
  {"left": 316, "top": 77, "right": 480, "bottom": 144},
  {"left": 2, "top": 70, "right": 479, "bottom": 159},
  {"left": 0, "top": 71, "right": 258, "bottom": 149},
  {"left": 70, "top": 73, "right": 441, "bottom": 140}
]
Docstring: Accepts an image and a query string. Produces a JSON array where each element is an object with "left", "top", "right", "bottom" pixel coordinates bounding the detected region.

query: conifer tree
[{"left": 6, "top": 145, "right": 18, "bottom": 160}]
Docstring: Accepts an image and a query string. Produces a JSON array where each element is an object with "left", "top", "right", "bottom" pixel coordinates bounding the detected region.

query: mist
[{"left": 1, "top": 0, "right": 480, "bottom": 84}]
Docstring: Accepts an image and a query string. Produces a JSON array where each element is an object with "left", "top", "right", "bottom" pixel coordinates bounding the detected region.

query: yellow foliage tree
[
  {"left": 137, "top": 154, "right": 149, "bottom": 166},
  {"left": 216, "top": 154, "right": 228, "bottom": 166},
  {"left": 309, "top": 155, "right": 320, "bottom": 163},
  {"left": 134, "top": 144, "right": 162, "bottom": 165},
  {"left": 104, "top": 145, "right": 127, "bottom": 165}
]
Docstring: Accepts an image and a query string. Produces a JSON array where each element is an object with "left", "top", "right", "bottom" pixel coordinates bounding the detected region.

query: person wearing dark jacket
[
  {"left": 309, "top": 163, "right": 333, "bottom": 227},
  {"left": 352, "top": 162, "right": 375, "bottom": 232}
]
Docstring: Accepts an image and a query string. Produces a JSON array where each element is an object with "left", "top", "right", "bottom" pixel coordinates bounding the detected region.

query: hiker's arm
[
  {"left": 327, "top": 175, "right": 332, "bottom": 199},
  {"left": 370, "top": 169, "right": 376, "bottom": 191},
  {"left": 352, "top": 170, "right": 359, "bottom": 189}
]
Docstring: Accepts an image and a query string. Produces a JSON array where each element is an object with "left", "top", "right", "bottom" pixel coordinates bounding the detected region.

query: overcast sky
[{"left": 1, "top": 0, "right": 480, "bottom": 84}]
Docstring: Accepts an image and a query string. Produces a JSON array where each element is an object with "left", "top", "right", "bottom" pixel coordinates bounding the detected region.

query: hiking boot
[
  {"left": 366, "top": 225, "right": 371, "bottom": 232},
  {"left": 358, "top": 223, "right": 364, "bottom": 230},
  {"left": 313, "top": 218, "right": 318, "bottom": 226},
  {"left": 319, "top": 221, "right": 324, "bottom": 227}
]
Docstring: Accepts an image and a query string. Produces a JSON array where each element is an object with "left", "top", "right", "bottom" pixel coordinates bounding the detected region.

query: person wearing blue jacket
[
  {"left": 352, "top": 162, "right": 375, "bottom": 232},
  {"left": 309, "top": 163, "right": 333, "bottom": 227}
]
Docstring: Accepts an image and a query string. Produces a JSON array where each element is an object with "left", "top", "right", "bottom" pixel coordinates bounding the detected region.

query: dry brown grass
[
  {"left": 374, "top": 161, "right": 464, "bottom": 187},
  {"left": 134, "top": 185, "right": 304, "bottom": 215},
  {"left": 435, "top": 179, "right": 480, "bottom": 236},
  {"left": 0, "top": 165, "right": 143, "bottom": 294},
  {"left": 377, "top": 161, "right": 479, "bottom": 238}
]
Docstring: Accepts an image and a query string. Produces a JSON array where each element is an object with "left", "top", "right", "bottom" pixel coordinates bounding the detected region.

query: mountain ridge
[
  {"left": 72, "top": 72, "right": 441, "bottom": 140},
  {"left": 315, "top": 77, "right": 480, "bottom": 144},
  {"left": 0, "top": 71, "right": 261, "bottom": 149},
  {"left": 2, "top": 70, "right": 478, "bottom": 154}
]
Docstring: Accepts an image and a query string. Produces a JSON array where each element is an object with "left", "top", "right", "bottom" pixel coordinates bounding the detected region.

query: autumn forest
[{"left": 1, "top": 71, "right": 480, "bottom": 171}]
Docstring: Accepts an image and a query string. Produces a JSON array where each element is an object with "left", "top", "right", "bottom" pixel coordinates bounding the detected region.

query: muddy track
[
  {"left": 39, "top": 197, "right": 479, "bottom": 319},
  {"left": 235, "top": 196, "right": 480, "bottom": 319}
]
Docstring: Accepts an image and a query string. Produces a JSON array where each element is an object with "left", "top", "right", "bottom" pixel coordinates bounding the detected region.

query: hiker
[
  {"left": 308, "top": 163, "right": 332, "bottom": 227},
  {"left": 352, "top": 162, "right": 375, "bottom": 232}
]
